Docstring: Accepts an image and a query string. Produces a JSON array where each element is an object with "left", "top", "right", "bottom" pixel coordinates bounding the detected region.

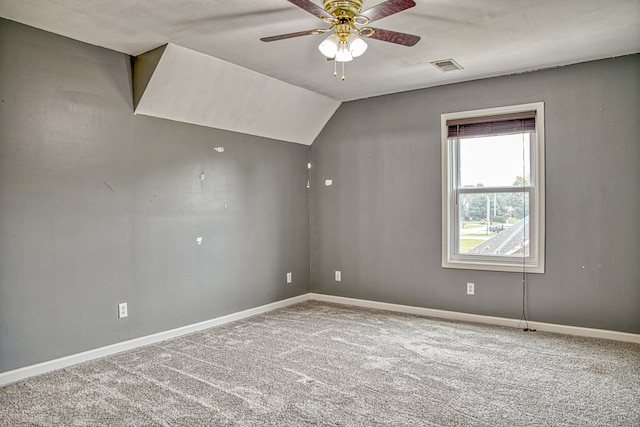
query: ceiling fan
[{"left": 261, "top": 0, "right": 420, "bottom": 79}]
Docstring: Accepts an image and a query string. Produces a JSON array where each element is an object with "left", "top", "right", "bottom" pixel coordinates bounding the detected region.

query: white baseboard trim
[
  {"left": 2, "top": 292, "right": 638, "bottom": 387},
  {"left": 309, "top": 293, "right": 640, "bottom": 344},
  {"left": 0, "top": 293, "right": 311, "bottom": 387}
]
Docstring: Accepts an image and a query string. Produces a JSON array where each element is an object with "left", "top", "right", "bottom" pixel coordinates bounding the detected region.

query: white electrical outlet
[
  {"left": 467, "top": 282, "right": 475, "bottom": 295},
  {"left": 118, "top": 302, "right": 128, "bottom": 318},
  {"left": 286, "top": 272, "right": 292, "bottom": 284},
  {"left": 335, "top": 271, "right": 341, "bottom": 282}
]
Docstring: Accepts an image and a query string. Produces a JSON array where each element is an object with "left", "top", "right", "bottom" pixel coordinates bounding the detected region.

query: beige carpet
[{"left": 1, "top": 301, "right": 639, "bottom": 426}]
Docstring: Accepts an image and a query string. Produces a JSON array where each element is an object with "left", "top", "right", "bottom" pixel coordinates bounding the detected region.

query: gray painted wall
[
  {"left": 311, "top": 55, "right": 640, "bottom": 333},
  {"left": 0, "top": 20, "right": 310, "bottom": 373}
]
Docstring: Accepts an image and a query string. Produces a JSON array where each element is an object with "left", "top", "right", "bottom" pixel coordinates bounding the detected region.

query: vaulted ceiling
[{"left": 2, "top": 0, "right": 639, "bottom": 144}]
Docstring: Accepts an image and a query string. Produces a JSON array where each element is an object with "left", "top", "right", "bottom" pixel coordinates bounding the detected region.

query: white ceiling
[
  {"left": 133, "top": 44, "right": 340, "bottom": 145},
  {"left": 2, "top": 0, "right": 639, "bottom": 102}
]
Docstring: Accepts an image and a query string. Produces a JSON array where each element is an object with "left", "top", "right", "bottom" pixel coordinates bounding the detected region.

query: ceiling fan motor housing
[{"left": 323, "top": 0, "right": 363, "bottom": 17}]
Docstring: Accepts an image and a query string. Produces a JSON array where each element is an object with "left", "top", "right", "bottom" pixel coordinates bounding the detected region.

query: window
[{"left": 441, "top": 103, "right": 545, "bottom": 273}]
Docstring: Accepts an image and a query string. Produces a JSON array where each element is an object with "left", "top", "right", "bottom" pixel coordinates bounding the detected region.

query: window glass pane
[
  {"left": 459, "top": 134, "right": 531, "bottom": 188},
  {"left": 458, "top": 192, "right": 529, "bottom": 256}
]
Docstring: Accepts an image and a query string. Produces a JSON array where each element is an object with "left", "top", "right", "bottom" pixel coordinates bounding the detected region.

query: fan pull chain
[{"left": 331, "top": 60, "right": 346, "bottom": 81}]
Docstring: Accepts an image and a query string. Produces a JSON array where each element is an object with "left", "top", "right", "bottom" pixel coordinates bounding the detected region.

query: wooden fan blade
[
  {"left": 356, "top": 0, "right": 416, "bottom": 24},
  {"left": 360, "top": 27, "right": 420, "bottom": 46},
  {"left": 288, "top": 0, "right": 335, "bottom": 22},
  {"left": 260, "top": 29, "right": 325, "bottom": 42}
]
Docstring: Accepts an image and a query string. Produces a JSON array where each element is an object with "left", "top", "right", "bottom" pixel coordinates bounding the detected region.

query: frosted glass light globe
[{"left": 318, "top": 34, "right": 339, "bottom": 58}]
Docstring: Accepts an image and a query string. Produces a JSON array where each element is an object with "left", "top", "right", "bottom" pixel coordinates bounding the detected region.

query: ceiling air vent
[{"left": 431, "top": 59, "right": 463, "bottom": 72}]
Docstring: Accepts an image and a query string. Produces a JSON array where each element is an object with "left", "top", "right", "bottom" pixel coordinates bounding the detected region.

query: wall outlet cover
[
  {"left": 118, "top": 302, "right": 128, "bottom": 318},
  {"left": 467, "top": 282, "right": 475, "bottom": 295}
]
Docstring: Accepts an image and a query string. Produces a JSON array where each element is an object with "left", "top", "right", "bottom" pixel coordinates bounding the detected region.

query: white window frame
[{"left": 441, "top": 102, "right": 545, "bottom": 273}]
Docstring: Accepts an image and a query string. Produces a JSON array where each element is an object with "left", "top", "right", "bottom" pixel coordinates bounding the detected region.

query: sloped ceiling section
[{"left": 133, "top": 44, "right": 341, "bottom": 145}]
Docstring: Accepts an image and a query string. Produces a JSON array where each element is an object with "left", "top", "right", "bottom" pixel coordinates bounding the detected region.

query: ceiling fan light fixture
[{"left": 319, "top": 33, "right": 367, "bottom": 62}]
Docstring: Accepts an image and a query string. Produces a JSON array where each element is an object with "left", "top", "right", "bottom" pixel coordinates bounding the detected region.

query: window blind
[{"left": 447, "top": 111, "right": 536, "bottom": 138}]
